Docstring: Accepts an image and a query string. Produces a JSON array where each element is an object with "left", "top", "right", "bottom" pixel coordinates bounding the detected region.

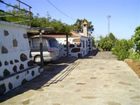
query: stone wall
[{"left": 0, "top": 21, "right": 43, "bottom": 96}]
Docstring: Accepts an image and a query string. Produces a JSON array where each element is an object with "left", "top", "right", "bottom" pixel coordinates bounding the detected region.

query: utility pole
[
  {"left": 66, "top": 34, "right": 69, "bottom": 57},
  {"left": 39, "top": 29, "right": 44, "bottom": 67},
  {"left": 107, "top": 15, "right": 111, "bottom": 35}
]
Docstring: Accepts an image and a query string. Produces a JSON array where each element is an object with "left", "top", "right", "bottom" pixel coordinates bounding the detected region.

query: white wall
[
  {"left": 56, "top": 36, "right": 91, "bottom": 58},
  {"left": 0, "top": 21, "right": 42, "bottom": 96}
]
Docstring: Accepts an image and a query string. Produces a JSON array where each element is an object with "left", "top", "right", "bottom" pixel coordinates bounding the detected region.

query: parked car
[{"left": 30, "top": 36, "right": 60, "bottom": 62}]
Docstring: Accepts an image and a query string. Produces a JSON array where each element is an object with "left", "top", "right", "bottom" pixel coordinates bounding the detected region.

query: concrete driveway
[{"left": 1, "top": 52, "right": 140, "bottom": 105}]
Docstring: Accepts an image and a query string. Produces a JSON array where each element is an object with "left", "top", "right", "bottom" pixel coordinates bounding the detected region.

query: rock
[
  {"left": 27, "top": 60, "right": 34, "bottom": 67},
  {"left": 8, "top": 82, "right": 13, "bottom": 90},
  {"left": 3, "top": 69, "right": 10, "bottom": 77},
  {"left": 1, "top": 46, "right": 8, "bottom": 54},
  {"left": 4, "top": 30, "right": 9, "bottom": 36},
  {"left": 0, "top": 84, "right": 6, "bottom": 96},
  {"left": 4, "top": 61, "right": 9, "bottom": 65},
  {"left": 19, "top": 64, "right": 24, "bottom": 70},
  {"left": 13, "top": 65, "right": 17, "bottom": 72},
  {"left": 0, "top": 61, "right": 2, "bottom": 67},
  {"left": 20, "top": 53, "right": 28, "bottom": 62}
]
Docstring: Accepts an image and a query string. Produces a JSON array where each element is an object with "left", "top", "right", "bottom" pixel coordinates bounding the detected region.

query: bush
[
  {"left": 132, "top": 26, "right": 140, "bottom": 52},
  {"left": 129, "top": 50, "right": 140, "bottom": 60},
  {"left": 112, "top": 47, "right": 129, "bottom": 60},
  {"left": 112, "top": 39, "right": 133, "bottom": 60},
  {"left": 98, "top": 34, "right": 116, "bottom": 51}
]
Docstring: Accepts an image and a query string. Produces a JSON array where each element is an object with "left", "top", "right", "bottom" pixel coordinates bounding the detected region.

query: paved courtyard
[{"left": 1, "top": 52, "right": 140, "bottom": 105}]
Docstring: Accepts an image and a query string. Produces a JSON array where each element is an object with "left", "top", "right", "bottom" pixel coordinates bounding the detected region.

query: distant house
[
  {"left": 27, "top": 21, "right": 93, "bottom": 58},
  {"left": 45, "top": 32, "right": 93, "bottom": 58},
  {"left": 45, "top": 21, "right": 93, "bottom": 58}
]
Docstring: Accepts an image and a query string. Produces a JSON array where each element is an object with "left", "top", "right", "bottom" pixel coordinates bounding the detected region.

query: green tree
[
  {"left": 112, "top": 39, "right": 133, "bottom": 60},
  {"left": 73, "top": 19, "right": 82, "bottom": 32},
  {"left": 132, "top": 26, "right": 140, "bottom": 52},
  {"left": 109, "top": 33, "right": 116, "bottom": 41},
  {"left": 0, "top": 10, "right": 6, "bottom": 21},
  {"left": 0, "top": 7, "right": 72, "bottom": 34},
  {"left": 73, "top": 19, "right": 94, "bottom": 34},
  {"left": 0, "top": 5, "right": 32, "bottom": 25},
  {"left": 98, "top": 33, "right": 117, "bottom": 51}
]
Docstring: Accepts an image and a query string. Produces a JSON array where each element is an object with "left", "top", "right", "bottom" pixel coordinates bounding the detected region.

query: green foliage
[
  {"left": 129, "top": 50, "right": 140, "bottom": 60},
  {"left": 0, "top": 5, "right": 31, "bottom": 25},
  {"left": 1, "top": 8, "right": 94, "bottom": 35},
  {"left": 31, "top": 16, "right": 49, "bottom": 27},
  {"left": 0, "top": 11, "right": 6, "bottom": 21},
  {"left": 132, "top": 26, "right": 140, "bottom": 52},
  {"left": 109, "top": 33, "right": 116, "bottom": 41},
  {"left": 98, "top": 36, "right": 112, "bottom": 51},
  {"left": 112, "top": 39, "right": 133, "bottom": 60},
  {"left": 1, "top": 9, "right": 72, "bottom": 34},
  {"left": 30, "top": 15, "right": 73, "bottom": 34},
  {"left": 48, "top": 19, "right": 72, "bottom": 34},
  {"left": 98, "top": 33, "right": 116, "bottom": 51},
  {"left": 73, "top": 19, "right": 94, "bottom": 34},
  {"left": 129, "top": 26, "right": 140, "bottom": 60}
]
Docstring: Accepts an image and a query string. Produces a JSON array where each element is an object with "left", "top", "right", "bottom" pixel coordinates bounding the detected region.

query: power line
[{"left": 46, "top": 0, "right": 75, "bottom": 20}]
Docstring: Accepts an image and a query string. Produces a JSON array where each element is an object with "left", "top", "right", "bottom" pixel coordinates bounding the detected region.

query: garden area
[{"left": 96, "top": 26, "right": 140, "bottom": 77}]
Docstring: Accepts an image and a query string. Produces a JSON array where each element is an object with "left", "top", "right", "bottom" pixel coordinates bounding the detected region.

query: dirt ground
[{"left": 125, "top": 59, "right": 140, "bottom": 78}]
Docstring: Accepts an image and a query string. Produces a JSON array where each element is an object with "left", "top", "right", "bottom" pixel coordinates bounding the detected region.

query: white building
[
  {"left": 46, "top": 21, "right": 93, "bottom": 58},
  {"left": 55, "top": 34, "right": 92, "bottom": 58},
  {"left": 0, "top": 21, "right": 43, "bottom": 96},
  {"left": 51, "top": 20, "right": 93, "bottom": 58}
]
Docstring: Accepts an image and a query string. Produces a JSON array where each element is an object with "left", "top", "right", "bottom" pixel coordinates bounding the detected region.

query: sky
[{"left": 1, "top": 0, "right": 140, "bottom": 39}]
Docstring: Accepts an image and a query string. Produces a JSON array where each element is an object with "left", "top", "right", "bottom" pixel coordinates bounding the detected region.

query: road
[{"left": 1, "top": 52, "right": 140, "bottom": 105}]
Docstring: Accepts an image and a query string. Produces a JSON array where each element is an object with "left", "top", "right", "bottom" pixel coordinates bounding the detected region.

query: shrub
[
  {"left": 112, "top": 39, "right": 133, "bottom": 60},
  {"left": 132, "top": 26, "right": 140, "bottom": 52},
  {"left": 129, "top": 50, "right": 140, "bottom": 60},
  {"left": 98, "top": 33, "right": 117, "bottom": 51}
]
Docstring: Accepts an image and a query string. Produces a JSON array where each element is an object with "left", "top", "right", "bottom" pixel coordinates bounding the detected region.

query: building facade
[{"left": 53, "top": 35, "right": 92, "bottom": 58}]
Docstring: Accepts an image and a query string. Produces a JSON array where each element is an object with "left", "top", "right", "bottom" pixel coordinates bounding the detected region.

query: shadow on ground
[
  {"left": 0, "top": 57, "right": 78, "bottom": 102},
  {"left": 0, "top": 50, "right": 98, "bottom": 102},
  {"left": 79, "top": 49, "right": 99, "bottom": 59}
]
